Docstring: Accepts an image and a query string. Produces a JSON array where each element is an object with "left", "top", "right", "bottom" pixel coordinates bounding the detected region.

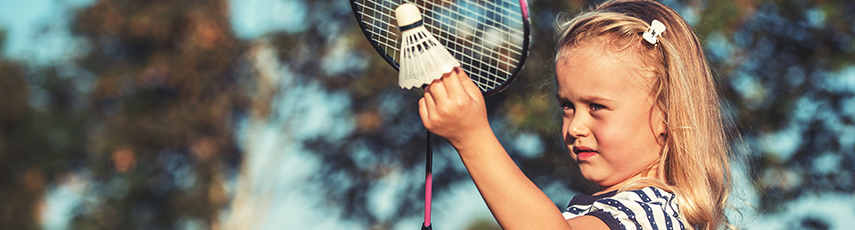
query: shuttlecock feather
[{"left": 395, "top": 3, "right": 461, "bottom": 90}]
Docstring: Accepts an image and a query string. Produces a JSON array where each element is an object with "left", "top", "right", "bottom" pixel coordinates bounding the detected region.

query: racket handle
[{"left": 424, "top": 130, "right": 433, "bottom": 228}]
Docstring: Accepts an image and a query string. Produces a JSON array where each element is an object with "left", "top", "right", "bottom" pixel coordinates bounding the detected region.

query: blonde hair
[{"left": 554, "top": 1, "right": 732, "bottom": 229}]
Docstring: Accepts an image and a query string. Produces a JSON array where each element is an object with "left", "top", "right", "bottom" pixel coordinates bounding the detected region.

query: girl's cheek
[{"left": 590, "top": 121, "right": 618, "bottom": 149}]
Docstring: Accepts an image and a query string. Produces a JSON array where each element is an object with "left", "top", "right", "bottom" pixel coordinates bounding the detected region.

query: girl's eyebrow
[
  {"left": 555, "top": 93, "right": 613, "bottom": 104},
  {"left": 580, "top": 95, "right": 613, "bottom": 104}
]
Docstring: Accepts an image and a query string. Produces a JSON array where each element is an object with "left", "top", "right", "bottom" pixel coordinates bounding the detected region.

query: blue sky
[
  {"left": 0, "top": 0, "right": 93, "bottom": 64},
  {"left": 0, "top": 0, "right": 306, "bottom": 62}
]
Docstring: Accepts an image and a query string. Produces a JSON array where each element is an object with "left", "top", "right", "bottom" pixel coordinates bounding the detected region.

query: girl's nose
[{"left": 566, "top": 115, "right": 591, "bottom": 139}]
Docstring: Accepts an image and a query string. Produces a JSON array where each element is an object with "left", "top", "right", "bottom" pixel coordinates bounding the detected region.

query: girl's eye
[
  {"left": 561, "top": 102, "right": 574, "bottom": 111},
  {"left": 590, "top": 103, "right": 606, "bottom": 111}
]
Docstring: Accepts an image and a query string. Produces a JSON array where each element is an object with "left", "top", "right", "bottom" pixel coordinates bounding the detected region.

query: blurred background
[{"left": 0, "top": 0, "right": 853, "bottom": 229}]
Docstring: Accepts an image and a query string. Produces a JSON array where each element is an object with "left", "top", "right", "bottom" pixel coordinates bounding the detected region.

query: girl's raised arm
[{"left": 418, "top": 68, "right": 606, "bottom": 230}]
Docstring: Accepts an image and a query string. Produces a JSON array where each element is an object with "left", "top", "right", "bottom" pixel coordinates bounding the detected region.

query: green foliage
[
  {"left": 1, "top": 0, "right": 252, "bottom": 229},
  {"left": 69, "top": 0, "right": 247, "bottom": 228},
  {"left": 0, "top": 60, "right": 38, "bottom": 230},
  {"left": 0, "top": 28, "right": 6, "bottom": 53}
]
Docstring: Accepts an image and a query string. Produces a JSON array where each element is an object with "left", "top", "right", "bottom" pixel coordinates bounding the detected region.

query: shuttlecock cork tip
[{"left": 395, "top": 3, "right": 421, "bottom": 27}]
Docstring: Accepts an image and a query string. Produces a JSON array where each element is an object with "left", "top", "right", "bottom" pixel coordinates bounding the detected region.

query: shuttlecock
[{"left": 395, "top": 3, "right": 460, "bottom": 90}]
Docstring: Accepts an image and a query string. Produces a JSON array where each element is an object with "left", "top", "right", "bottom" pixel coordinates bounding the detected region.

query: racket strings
[
  {"left": 354, "top": 0, "right": 527, "bottom": 92},
  {"left": 418, "top": 0, "right": 526, "bottom": 74},
  {"left": 420, "top": 1, "right": 521, "bottom": 88},
  {"left": 355, "top": 0, "right": 402, "bottom": 57}
]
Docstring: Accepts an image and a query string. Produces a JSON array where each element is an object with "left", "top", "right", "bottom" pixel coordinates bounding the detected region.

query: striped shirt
[{"left": 562, "top": 187, "right": 685, "bottom": 230}]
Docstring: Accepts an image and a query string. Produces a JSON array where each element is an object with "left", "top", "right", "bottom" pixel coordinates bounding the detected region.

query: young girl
[{"left": 418, "top": 0, "right": 731, "bottom": 229}]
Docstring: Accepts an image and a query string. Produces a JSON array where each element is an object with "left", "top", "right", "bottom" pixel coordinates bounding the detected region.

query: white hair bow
[{"left": 643, "top": 20, "right": 666, "bottom": 45}]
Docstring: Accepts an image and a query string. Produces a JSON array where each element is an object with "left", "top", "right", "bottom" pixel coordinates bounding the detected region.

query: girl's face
[{"left": 556, "top": 42, "right": 666, "bottom": 192}]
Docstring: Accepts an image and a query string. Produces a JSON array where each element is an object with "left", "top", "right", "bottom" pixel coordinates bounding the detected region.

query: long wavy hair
[{"left": 554, "top": 1, "right": 732, "bottom": 229}]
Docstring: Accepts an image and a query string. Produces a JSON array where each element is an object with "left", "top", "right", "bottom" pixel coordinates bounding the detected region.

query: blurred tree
[
  {"left": 1, "top": 29, "right": 91, "bottom": 228},
  {"left": 706, "top": 0, "right": 855, "bottom": 213},
  {"left": 0, "top": 51, "right": 39, "bottom": 230},
  {"left": 64, "top": 0, "right": 250, "bottom": 228}
]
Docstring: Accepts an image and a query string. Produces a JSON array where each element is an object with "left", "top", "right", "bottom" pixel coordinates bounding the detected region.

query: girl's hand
[
  {"left": 420, "top": 68, "right": 582, "bottom": 230},
  {"left": 419, "top": 67, "right": 491, "bottom": 150}
]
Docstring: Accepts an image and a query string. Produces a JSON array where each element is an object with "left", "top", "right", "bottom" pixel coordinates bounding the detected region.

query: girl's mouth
[
  {"left": 577, "top": 151, "right": 597, "bottom": 161},
  {"left": 573, "top": 146, "right": 598, "bottom": 161}
]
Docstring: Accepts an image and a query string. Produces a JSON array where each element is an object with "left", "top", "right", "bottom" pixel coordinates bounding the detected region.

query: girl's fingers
[
  {"left": 443, "top": 68, "right": 466, "bottom": 99},
  {"left": 418, "top": 97, "right": 430, "bottom": 127},
  {"left": 423, "top": 89, "right": 437, "bottom": 121},
  {"left": 457, "top": 68, "right": 483, "bottom": 101},
  {"left": 427, "top": 77, "right": 448, "bottom": 104}
]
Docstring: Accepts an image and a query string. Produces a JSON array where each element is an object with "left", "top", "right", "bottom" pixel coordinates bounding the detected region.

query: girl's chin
[
  {"left": 579, "top": 169, "right": 622, "bottom": 190},
  {"left": 579, "top": 171, "right": 606, "bottom": 185}
]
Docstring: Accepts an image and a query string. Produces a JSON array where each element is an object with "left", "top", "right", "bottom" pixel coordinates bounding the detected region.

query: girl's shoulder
[{"left": 562, "top": 187, "right": 685, "bottom": 230}]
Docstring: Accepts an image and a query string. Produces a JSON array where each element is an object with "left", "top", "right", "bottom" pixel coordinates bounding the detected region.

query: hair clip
[{"left": 643, "top": 19, "right": 666, "bottom": 45}]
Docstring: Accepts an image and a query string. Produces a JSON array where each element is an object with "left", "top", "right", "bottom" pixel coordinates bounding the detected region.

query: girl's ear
[{"left": 653, "top": 105, "right": 668, "bottom": 146}]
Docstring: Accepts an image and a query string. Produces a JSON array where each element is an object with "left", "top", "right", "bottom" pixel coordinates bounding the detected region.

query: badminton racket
[{"left": 351, "top": 0, "right": 531, "bottom": 229}]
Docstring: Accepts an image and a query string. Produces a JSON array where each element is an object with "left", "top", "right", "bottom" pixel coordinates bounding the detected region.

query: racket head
[{"left": 351, "top": 0, "right": 531, "bottom": 96}]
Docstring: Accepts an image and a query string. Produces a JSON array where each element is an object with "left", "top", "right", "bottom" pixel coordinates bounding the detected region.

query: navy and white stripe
[{"left": 562, "top": 187, "right": 686, "bottom": 230}]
